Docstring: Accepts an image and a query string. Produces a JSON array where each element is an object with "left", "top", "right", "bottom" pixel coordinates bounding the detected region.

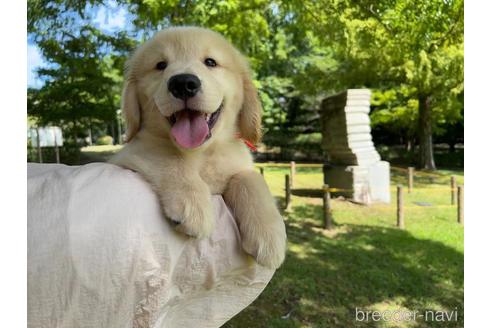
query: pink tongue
[{"left": 171, "top": 110, "right": 209, "bottom": 149}]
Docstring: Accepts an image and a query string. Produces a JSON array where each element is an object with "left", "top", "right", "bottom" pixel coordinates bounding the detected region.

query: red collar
[{"left": 235, "top": 133, "right": 257, "bottom": 152}]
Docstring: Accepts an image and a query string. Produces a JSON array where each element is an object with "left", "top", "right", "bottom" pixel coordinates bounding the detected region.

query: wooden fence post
[
  {"left": 285, "top": 174, "right": 291, "bottom": 210},
  {"left": 458, "top": 185, "right": 464, "bottom": 224},
  {"left": 408, "top": 167, "right": 414, "bottom": 193},
  {"left": 290, "top": 161, "right": 296, "bottom": 187},
  {"left": 259, "top": 167, "right": 264, "bottom": 176},
  {"left": 450, "top": 176, "right": 457, "bottom": 205},
  {"left": 323, "top": 184, "right": 332, "bottom": 230},
  {"left": 397, "top": 185, "right": 404, "bottom": 229}
]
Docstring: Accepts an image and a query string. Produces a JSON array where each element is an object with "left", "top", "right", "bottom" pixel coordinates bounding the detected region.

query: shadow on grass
[
  {"left": 291, "top": 189, "right": 324, "bottom": 198},
  {"left": 390, "top": 167, "right": 462, "bottom": 188},
  {"left": 79, "top": 150, "right": 116, "bottom": 164},
  {"left": 225, "top": 203, "right": 464, "bottom": 328},
  {"left": 377, "top": 147, "right": 463, "bottom": 170},
  {"left": 258, "top": 166, "right": 323, "bottom": 175}
]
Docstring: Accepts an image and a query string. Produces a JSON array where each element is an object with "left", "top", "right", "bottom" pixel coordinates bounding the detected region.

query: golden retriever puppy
[{"left": 110, "top": 26, "right": 286, "bottom": 269}]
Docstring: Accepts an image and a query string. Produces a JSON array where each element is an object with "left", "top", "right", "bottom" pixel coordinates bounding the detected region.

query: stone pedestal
[{"left": 320, "top": 89, "right": 390, "bottom": 204}]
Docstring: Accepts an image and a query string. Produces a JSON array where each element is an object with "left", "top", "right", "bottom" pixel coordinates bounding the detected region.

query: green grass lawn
[{"left": 225, "top": 164, "right": 464, "bottom": 328}]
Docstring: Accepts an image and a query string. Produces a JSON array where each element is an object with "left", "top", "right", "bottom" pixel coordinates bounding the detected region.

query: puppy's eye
[
  {"left": 204, "top": 58, "right": 217, "bottom": 67},
  {"left": 155, "top": 61, "right": 167, "bottom": 70}
]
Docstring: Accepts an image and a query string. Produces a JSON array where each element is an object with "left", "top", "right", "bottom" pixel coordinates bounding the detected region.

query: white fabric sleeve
[{"left": 27, "top": 162, "right": 274, "bottom": 328}]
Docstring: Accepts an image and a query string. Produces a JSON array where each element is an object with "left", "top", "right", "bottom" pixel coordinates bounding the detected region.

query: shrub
[{"left": 96, "top": 135, "right": 113, "bottom": 145}]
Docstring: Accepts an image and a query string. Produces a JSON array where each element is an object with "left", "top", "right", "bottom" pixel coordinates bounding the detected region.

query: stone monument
[{"left": 319, "top": 89, "right": 390, "bottom": 204}]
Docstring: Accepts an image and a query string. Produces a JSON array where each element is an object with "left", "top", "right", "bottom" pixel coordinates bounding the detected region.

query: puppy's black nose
[{"left": 168, "top": 74, "right": 201, "bottom": 100}]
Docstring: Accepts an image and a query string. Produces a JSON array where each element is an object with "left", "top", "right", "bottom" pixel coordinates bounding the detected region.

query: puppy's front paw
[
  {"left": 161, "top": 193, "right": 214, "bottom": 239},
  {"left": 241, "top": 210, "right": 287, "bottom": 269}
]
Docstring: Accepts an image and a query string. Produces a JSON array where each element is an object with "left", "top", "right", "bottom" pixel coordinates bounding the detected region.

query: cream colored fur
[{"left": 110, "top": 27, "right": 286, "bottom": 269}]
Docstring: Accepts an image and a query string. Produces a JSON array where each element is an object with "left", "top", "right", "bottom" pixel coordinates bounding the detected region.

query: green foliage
[
  {"left": 95, "top": 135, "right": 113, "bottom": 145},
  {"left": 27, "top": 0, "right": 464, "bottom": 165},
  {"left": 28, "top": 0, "right": 136, "bottom": 150},
  {"left": 371, "top": 87, "right": 419, "bottom": 140},
  {"left": 289, "top": 0, "right": 462, "bottom": 152}
]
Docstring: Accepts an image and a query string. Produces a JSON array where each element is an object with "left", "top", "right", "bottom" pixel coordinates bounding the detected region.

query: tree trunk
[
  {"left": 72, "top": 120, "right": 78, "bottom": 147},
  {"left": 88, "top": 119, "right": 93, "bottom": 146},
  {"left": 418, "top": 94, "right": 436, "bottom": 170},
  {"left": 111, "top": 121, "right": 116, "bottom": 145},
  {"left": 72, "top": 119, "right": 80, "bottom": 163}
]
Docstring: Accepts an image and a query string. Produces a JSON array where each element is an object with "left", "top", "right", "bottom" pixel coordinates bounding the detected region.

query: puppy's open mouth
[{"left": 167, "top": 104, "right": 222, "bottom": 149}]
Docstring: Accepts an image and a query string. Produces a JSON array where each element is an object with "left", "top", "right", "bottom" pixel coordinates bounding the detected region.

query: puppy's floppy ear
[
  {"left": 238, "top": 68, "right": 262, "bottom": 144},
  {"left": 122, "top": 80, "right": 141, "bottom": 142}
]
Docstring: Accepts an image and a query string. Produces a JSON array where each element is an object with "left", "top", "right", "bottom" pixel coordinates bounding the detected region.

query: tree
[
  {"left": 282, "top": 0, "right": 464, "bottom": 169},
  {"left": 28, "top": 0, "right": 135, "bottom": 147},
  {"left": 27, "top": 0, "right": 464, "bottom": 168}
]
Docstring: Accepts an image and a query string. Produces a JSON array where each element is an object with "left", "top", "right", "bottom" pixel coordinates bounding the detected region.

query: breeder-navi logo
[{"left": 355, "top": 307, "right": 459, "bottom": 323}]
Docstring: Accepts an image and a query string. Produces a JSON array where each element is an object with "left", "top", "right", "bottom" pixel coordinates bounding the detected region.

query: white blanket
[{"left": 27, "top": 163, "right": 274, "bottom": 328}]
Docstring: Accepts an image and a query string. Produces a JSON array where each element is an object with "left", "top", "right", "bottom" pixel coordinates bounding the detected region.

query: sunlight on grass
[
  {"left": 80, "top": 145, "right": 123, "bottom": 163},
  {"left": 226, "top": 164, "right": 464, "bottom": 328},
  {"left": 81, "top": 145, "right": 123, "bottom": 153}
]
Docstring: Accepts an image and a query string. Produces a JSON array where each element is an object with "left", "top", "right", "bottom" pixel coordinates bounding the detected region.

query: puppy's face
[{"left": 123, "top": 27, "right": 261, "bottom": 150}]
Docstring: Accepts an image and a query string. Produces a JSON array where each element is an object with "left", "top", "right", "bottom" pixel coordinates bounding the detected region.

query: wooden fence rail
[{"left": 278, "top": 165, "right": 464, "bottom": 230}]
